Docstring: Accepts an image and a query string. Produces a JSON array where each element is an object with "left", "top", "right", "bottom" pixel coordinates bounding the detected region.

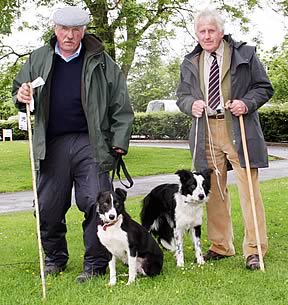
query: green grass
[
  {"left": 0, "top": 141, "right": 279, "bottom": 193},
  {"left": 0, "top": 141, "right": 193, "bottom": 193},
  {"left": 0, "top": 141, "right": 33, "bottom": 192},
  {"left": 1, "top": 141, "right": 287, "bottom": 304},
  {"left": 0, "top": 179, "right": 288, "bottom": 305}
]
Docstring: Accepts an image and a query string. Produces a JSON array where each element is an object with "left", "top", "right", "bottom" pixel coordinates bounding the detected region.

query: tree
[
  {"left": 0, "top": 61, "right": 24, "bottom": 119},
  {"left": 265, "top": 35, "right": 288, "bottom": 103},
  {"left": 0, "top": 0, "right": 287, "bottom": 117},
  {"left": 128, "top": 40, "right": 180, "bottom": 112},
  {"left": 1, "top": 0, "right": 275, "bottom": 79},
  {"left": 0, "top": 0, "right": 20, "bottom": 35}
]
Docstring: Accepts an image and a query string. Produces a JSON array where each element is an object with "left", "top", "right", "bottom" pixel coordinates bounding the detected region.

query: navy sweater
[{"left": 46, "top": 48, "right": 88, "bottom": 140}]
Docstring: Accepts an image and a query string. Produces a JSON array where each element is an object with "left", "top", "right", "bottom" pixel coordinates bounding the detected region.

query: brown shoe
[
  {"left": 204, "top": 250, "right": 229, "bottom": 261},
  {"left": 246, "top": 254, "right": 260, "bottom": 270}
]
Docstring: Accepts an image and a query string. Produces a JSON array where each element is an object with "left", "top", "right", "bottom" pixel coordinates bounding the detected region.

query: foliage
[
  {"left": 1, "top": 106, "right": 288, "bottom": 144},
  {"left": 131, "top": 107, "right": 288, "bottom": 142},
  {"left": 128, "top": 40, "right": 181, "bottom": 112},
  {"left": 0, "top": 60, "right": 26, "bottom": 119},
  {"left": 0, "top": 119, "right": 28, "bottom": 140},
  {"left": 265, "top": 35, "right": 288, "bottom": 103},
  {"left": 132, "top": 111, "right": 191, "bottom": 139},
  {"left": 0, "top": 0, "right": 287, "bottom": 119},
  {"left": 0, "top": 178, "right": 288, "bottom": 304},
  {"left": 0, "top": 100, "right": 17, "bottom": 120},
  {"left": 268, "top": 0, "right": 288, "bottom": 16},
  {"left": 260, "top": 106, "right": 288, "bottom": 142},
  {"left": 0, "top": 0, "right": 270, "bottom": 79},
  {"left": 0, "top": 0, "right": 20, "bottom": 35}
]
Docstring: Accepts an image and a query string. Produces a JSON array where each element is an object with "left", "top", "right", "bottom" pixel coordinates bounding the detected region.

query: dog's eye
[
  {"left": 103, "top": 202, "right": 109, "bottom": 208},
  {"left": 114, "top": 202, "right": 119, "bottom": 208}
]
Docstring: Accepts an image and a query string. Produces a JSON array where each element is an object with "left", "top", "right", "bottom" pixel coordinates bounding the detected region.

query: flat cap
[{"left": 52, "top": 6, "right": 90, "bottom": 27}]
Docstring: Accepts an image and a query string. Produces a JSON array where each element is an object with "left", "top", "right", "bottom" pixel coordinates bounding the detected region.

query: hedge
[
  {"left": 132, "top": 107, "right": 288, "bottom": 143},
  {"left": 1, "top": 107, "right": 287, "bottom": 143},
  {"left": 259, "top": 108, "right": 288, "bottom": 142}
]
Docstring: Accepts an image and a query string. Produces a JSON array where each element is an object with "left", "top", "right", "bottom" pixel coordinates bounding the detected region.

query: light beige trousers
[{"left": 205, "top": 118, "right": 268, "bottom": 258}]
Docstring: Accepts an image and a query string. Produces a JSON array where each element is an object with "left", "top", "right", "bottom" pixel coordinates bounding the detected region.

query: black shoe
[
  {"left": 246, "top": 254, "right": 260, "bottom": 270},
  {"left": 44, "top": 265, "right": 66, "bottom": 277},
  {"left": 76, "top": 270, "right": 105, "bottom": 284},
  {"left": 204, "top": 250, "right": 229, "bottom": 262}
]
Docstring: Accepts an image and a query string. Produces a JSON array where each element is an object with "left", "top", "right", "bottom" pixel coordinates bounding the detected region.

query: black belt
[{"left": 208, "top": 114, "right": 225, "bottom": 119}]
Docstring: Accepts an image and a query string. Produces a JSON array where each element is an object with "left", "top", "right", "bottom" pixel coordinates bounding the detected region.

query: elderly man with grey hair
[
  {"left": 177, "top": 7, "right": 273, "bottom": 270},
  {"left": 12, "top": 6, "right": 134, "bottom": 283}
]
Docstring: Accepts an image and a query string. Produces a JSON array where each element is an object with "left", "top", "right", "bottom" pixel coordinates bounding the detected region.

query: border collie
[
  {"left": 140, "top": 169, "right": 212, "bottom": 267},
  {"left": 97, "top": 188, "right": 163, "bottom": 286}
]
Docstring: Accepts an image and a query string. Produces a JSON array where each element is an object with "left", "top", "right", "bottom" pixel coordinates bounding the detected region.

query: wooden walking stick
[
  {"left": 27, "top": 83, "right": 47, "bottom": 300},
  {"left": 239, "top": 114, "right": 265, "bottom": 271}
]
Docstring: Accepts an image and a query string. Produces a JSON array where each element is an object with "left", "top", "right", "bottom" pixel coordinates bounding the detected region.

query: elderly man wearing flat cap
[{"left": 12, "top": 6, "right": 134, "bottom": 283}]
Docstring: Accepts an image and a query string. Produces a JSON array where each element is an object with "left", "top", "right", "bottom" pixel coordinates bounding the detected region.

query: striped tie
[{"left": 208, "top": 52, "right": 220, "bottom": 110}]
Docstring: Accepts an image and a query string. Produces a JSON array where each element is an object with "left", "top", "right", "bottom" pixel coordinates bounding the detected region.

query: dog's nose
[
  {"left": 198, "top": 194, "right": 205, "bottom": 200},
  {"left": 109, "top": 214, "right": 115, "bottom": 220}
]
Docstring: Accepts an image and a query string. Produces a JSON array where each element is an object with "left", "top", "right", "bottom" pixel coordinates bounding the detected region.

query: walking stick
[
  {"left": 239, "top": 114, "right": 265, "bottom": 271},
  {"left": 27, "top": 83, "right": 46, "bottom": 300}
]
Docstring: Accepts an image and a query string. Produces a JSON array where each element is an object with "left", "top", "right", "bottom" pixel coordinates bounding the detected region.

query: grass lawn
[
  {"left": 0, "top": 141, "right": 193, "bottom": 193},
  {"left": 0, "top": 141, "right": 287, "bottom": 304},
  {"left": 0, "top": 179, "right": 288, "bottom": 305},
  {"left": 0, "top": 140, "right": 279, "bottom": 193}
]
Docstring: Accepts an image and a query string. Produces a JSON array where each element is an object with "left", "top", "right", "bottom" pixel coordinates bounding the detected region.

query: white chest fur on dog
[
  {"left": 174, "top": 192, "right": 205, "bottom": 230},
  {"left": 97, "top": 215, "right": 129, "bottom": 264}
]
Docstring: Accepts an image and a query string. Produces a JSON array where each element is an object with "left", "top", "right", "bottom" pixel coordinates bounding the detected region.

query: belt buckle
[{"left": 215, "top": 113, "right": 223, "bottom": 119}]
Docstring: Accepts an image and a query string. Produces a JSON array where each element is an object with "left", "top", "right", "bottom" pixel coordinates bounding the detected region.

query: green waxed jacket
[
  {"left": 176, "top": 35, "right": 274, "bottom": 170},
  {"left": 12, "top": 33, "right": 134, "bottom": 172}
]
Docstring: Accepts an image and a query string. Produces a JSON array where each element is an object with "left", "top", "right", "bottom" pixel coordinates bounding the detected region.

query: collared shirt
[
  {"left": 55, "top": 42, "right": 82, "bottom": 62},
  {"left": 204, "top": 40, "right": 224, "bottom": 114}
]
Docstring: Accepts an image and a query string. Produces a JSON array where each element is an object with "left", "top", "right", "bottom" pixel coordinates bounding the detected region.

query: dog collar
[{"left": 102, "top": 219, "right": 118, "bottom": 231}]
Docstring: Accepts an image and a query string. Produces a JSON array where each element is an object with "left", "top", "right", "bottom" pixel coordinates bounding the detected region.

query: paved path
[{"left": 1, "top": 142, "right": 287, "bottom": 214}]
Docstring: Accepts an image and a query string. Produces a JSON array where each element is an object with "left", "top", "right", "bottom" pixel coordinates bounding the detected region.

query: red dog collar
[{"left": 102, "top": 219, "right": 118, "bottom": 231}]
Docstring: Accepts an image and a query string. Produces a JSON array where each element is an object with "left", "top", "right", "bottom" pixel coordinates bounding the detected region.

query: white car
[{"left": 146, "top": 100, "right": 180, "bottom": 113}]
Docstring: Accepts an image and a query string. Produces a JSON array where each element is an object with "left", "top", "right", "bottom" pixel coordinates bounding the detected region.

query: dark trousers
[{"left": 38, "top": 133, "right": 111, "bottom": 273}]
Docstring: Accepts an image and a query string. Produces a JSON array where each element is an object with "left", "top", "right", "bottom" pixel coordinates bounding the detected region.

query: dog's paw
[
  {"left": 109, "top": 277, "right": 117, "bottom": 286},
  {"left": 126, "top": 278, "right": 136, "bottom": 285},
  {"left": 196, "top": 256, "right": 205, "bottom": 265},
  {"left": 176, "top": 261, "right": 184, "bottom": 267}
]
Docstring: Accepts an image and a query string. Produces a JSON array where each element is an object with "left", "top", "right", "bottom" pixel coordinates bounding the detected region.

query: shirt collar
[
  {"left": 55, "top": 42, "right": 82, "bottom": 62},
  {"left": 204, "top": 40, "right": 224, "bottom": 61}
]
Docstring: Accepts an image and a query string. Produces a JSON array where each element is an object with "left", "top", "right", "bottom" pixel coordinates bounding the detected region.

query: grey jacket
[
  {"left": 12, "top": 34, "right": 134, "bottom": 172},
  {"left": 176, "top": 35, "right": 274, "bottom": 170}
]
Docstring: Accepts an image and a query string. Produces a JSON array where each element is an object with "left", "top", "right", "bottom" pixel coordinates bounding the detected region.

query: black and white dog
[
  {"left": 97, "top": 188, "right": 163, "bottom": 286},
  {"left": 140, "top": 169, "right": 212, "bottom": 267}
]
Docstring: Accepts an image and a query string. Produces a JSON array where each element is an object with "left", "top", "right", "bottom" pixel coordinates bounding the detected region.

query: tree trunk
[{"left": 85, "top": 0, "right": 116, "bottom": 60}]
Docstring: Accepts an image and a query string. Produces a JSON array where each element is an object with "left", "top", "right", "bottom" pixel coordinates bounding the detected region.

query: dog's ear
[
  {"left": 115, "top": 188, "right": 127, "bottom": 201},
  {"left": 175, "top": 169, "right": 193, "bottom": 184}
]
